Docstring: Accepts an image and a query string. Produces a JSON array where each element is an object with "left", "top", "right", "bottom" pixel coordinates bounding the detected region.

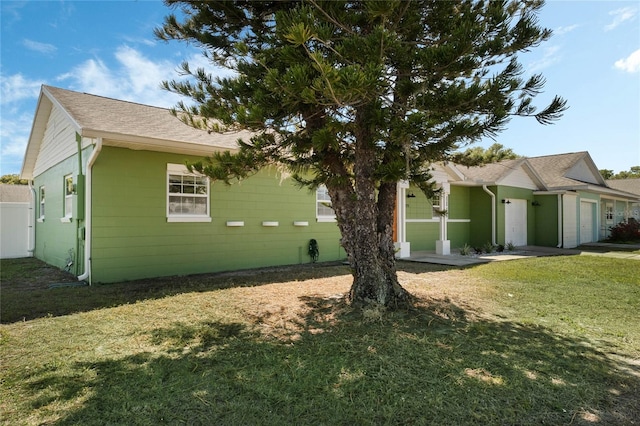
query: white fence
[{"left": 0, "top": 202, "right": 30, "bottom": 259}]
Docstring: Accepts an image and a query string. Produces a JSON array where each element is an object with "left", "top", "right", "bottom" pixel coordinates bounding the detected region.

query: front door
[{"left": 505, "top": 199, "right": 527, "bottom": 246}]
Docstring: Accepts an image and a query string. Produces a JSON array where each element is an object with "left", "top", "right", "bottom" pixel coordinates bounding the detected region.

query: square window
[
  {"left": 316, "top": 186, "right": 336, "bottom": 221},
  {"left": 167, "top": 164, "right": 211, "bottom": 222}
]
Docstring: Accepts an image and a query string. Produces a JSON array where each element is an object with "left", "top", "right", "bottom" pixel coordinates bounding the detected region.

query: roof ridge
[
  {"left": 43, "top": 85, "right": 172, "bottom": 112},
  {"left": 526, "top": 151, "right": 588, "bottom": 161}
]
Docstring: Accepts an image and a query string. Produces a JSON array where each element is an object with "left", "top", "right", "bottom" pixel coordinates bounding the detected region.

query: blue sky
[{"left": 1, "top": 1, "right": 639, "bottom": 177}]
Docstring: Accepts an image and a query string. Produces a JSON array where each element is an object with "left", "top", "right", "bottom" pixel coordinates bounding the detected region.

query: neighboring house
[
  {"left": 21, "top": 86, "right": 640, "bottom": 283},
  {"left": 397, "top": 152, "right": 640, "bottom": 254},
  {"left": 0, "top": 184, "right": 32, "bottom": 259}
]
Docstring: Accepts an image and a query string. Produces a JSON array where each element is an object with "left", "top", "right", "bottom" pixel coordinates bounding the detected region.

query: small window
[
  {"left": 431, "top": 193, "right": 441, "bottom": 210},
  {"left": 39, "top": 186, "right": 45, "bottom": 220},
  {"left": 64, "top": 175, "right": 73, "bottom": 218},
  {"left": 605, "top": 202, "right": 614, "bottom": 223},
  {"left": 316, "top": 185, "right": 335, "bottom": 221},
  {"left": 167, "top": 164, "right": 211, "bottom": 222}
]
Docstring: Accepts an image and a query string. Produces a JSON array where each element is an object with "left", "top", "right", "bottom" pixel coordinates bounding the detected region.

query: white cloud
[
  {"left": 0, "top": 46, "right": 238, "bottom": 175},
  {"left": 58, "top": 45, "right": 236, "bottom": 108},
  {"left": 527, "top": 45, "right": 561, "bottom": 73},
  {"left": 614, "top": 49, "right": 640, "bottom": 73},
  {"left": 0, "top": 74, "right": 43, "bottom": 104},
  {"left": 554, "top": 24, "right": 579, "bottom": 36},
  {"left": 0, "top": 74, "right": 44, "bottom": 174},
  {"left": 604, "top": 6, "right": 637, "bottom": 31},
  {"left": 22, "top": 39, "right": 57, "bottom": 54}
]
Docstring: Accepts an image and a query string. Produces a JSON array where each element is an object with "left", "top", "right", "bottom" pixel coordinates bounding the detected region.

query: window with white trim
[
  {"left": 605, "top": 202, "right": 614, "bottom": 224},
  {"left": 167, "top": 164, "right": 211, "bottom": 222},
  {"left": 64, "top": 175, "right": 73, "bottom": 218},
  {"left": 39, "top": 186, "right": 45, "bottom": 220},
  {"left": 316, "top": 185, "right": 336, "bottom": 221},
  {"left": 430, "top": 193, "right": 441, "bottom": 209}
]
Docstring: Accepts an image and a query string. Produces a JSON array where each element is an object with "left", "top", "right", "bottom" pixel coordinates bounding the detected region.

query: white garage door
[
  {"left": 580, "top": 201, "right": 594, "bottom": 244},
  {"left": 505, "top": 199, "right": 527, "bottom": 247}
]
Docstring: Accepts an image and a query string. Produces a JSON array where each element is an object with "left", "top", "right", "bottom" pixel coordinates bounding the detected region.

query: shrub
[
  {"left": 496, "top": 244, "right": 505, "bottom": 252},
  {"left": 482, "top": 241, "right": 495, "bottom": 253},
  {"left": 506, "top": 241, "right": 516, "bottom": 251},
  {"left": 608, "top": 218, "right": 640, "bottom": 242},
  {"left": 459, "top": 243, "right": 472, "bottom": 256}
]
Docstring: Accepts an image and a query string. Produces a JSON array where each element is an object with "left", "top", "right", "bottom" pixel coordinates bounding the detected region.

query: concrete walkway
[{"left": 402, "top": 243, "right": 640, "bottom": 266}]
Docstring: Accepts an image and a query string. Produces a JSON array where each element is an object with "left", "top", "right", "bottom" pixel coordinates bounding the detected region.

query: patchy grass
[{"left": 1, "top": 256, "right": 638, "bottom": 425}]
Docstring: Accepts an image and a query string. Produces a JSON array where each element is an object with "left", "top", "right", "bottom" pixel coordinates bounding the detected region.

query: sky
[{"left": 1, "top": 0, "right": 639, "bottom": 177}]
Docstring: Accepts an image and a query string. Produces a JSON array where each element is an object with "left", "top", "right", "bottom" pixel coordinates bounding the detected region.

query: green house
[
  {"left": 21, "top": 86, "right": 639, "bottom": 283},
  {"left": 397, "top": 153, "right": 640, "bottom": 255}
]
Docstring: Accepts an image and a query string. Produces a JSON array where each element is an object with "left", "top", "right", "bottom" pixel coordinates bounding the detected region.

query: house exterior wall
[
  {"left": 447, "top": 185, "right": 471, "bottom": 249},
  {"left": 90, "top": 146, "right": 344, "bottom": 283},
  {"left": 533, "top": 194, "right": 559, "bottom": 247},
  {"left": 468, "top": 186, "right": 493, "bottom": 247},
  {"left": 33, "top": 154, "right": 85, "bottom": 273},
  {"left": 33, "top": 105, "right": 78, "bottom": 178},
  {"left": 404, "top": 185, "right": 471, "bottom": 251}
]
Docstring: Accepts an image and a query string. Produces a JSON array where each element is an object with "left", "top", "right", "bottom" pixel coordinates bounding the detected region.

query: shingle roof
[
  {"left": 43, "top": 85, "right": 251, "bottom": 150},
  {"left": 455, "top": 158, "right": 527, "bottom": 183},
  {"left": 526, "top": 151, "right": 592, "bottom": 188},
  {"left": 606, "top": 179, "right": 640, "bottom": 196},
  {"left": 0, "top": 184, "right": 31, "bottom": 202}
]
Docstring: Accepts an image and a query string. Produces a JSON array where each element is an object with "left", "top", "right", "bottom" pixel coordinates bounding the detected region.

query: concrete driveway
[{"left": 402, "top": 243, "right": 640, "bottom": 266}]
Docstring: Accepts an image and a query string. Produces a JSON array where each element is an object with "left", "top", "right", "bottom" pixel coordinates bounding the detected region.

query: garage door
[
  {"left": 505, "top": 199, "right": 527, "bottom": 246},
  {"left": 580, "top": 201, "right": 594, "bottom": 244}
]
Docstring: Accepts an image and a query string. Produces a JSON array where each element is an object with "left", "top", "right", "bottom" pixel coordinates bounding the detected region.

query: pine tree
[{"left": 156, "top": 0, "right": 567, "bottom": 309}]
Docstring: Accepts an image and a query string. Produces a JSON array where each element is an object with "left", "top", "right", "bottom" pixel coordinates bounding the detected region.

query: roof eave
[{"left": 94, "top": 130, "right": 240, "bottom": 156}]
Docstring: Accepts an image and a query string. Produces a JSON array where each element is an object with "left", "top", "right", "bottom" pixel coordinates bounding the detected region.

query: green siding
[
  {"left": 91, "top": 147, "right": 343, "bottom": 283},
  {"left": 33, "top": 154, "right": 86, "bottom": 274},
  {"left": 533, "top": 194, "right": 559, "bottom": 247},
  {"left": 469, "top": 187, "right": 493, "bottom": 247},
  {"left": 405, "top": 185, "right": 471, "bottom": 251}
]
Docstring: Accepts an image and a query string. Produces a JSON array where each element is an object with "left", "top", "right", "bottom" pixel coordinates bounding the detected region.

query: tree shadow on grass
[
  {"left": 1, "top": 258, "right": 453, "bottom": 323},
  {"left": 14, "top": 297, "right": 639, "bottom": 425}
]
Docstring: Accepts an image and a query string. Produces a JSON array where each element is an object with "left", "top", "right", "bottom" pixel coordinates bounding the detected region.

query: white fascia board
[
  {"left": 89, "top": 131, "right": 240, "bottom": 156},
  {"left": 21, "top": 87, "right": 83, "bottom": 180}
]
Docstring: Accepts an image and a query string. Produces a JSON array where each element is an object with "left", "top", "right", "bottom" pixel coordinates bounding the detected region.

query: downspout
[
  {"left": 482, "top": 185, "right": 496, "bottom": 245},
  {"left": 557, "top": 194, "right": 563, "bottom": 248},
  {"left": 77, "top": 138, "right": 102, "bottom": 284},
  {"left": 27, "top": 181, "right": 36, "bottom": 256},
  {"left": 74, "top": 133, "right": 83, "bottom": 276}
]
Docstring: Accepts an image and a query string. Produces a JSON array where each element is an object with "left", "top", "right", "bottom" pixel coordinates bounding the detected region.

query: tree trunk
[{"left": 327, "top": 109, "right": 412, "bottom": 310}]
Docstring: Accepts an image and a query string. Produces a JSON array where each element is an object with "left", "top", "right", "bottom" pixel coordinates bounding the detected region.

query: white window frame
[
  {"left": 38, "top": 186, "right": 45, "bottom": 222},
  {"left": 167, "top": 163, "right": 212, "bottom": 223},
  {"left": 431, "top": 193, "right": 442, "bottom": 210},
  {"left": 316, "top": 185, "right": 336, "bottom": 222},
  {"left": 63, "top": 174, "right": 73, "bottom": 220}
]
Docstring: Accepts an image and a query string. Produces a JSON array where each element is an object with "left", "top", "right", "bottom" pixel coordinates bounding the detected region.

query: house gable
[
  {"left": 565, "top": 156, "right": 605, "bottom": 185},
  {"left": 497, "top": 164, "right": 543, "bottom": 190},
  {"left": 32, "top": 103, "right": 79, "bottom": 178}
]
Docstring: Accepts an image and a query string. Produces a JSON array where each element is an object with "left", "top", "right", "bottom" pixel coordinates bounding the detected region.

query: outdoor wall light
[
  {"left": 407, "top": 193, "right": 416, "bottom": 198},
  {"left": 501, "top": 199, "right": 511, "bottom": 204},
  {"left": 532, "top": 201, "right": 541, "bottom": 207}
]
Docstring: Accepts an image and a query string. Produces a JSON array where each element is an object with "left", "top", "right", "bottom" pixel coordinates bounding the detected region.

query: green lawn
[{"left": 1, "top": 256, "right": 638, "bottom": 425}]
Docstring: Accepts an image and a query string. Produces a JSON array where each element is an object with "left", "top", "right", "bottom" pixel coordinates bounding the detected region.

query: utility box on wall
[{"left": 74, "top": 174, "right": 85, "bottom": 220}]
